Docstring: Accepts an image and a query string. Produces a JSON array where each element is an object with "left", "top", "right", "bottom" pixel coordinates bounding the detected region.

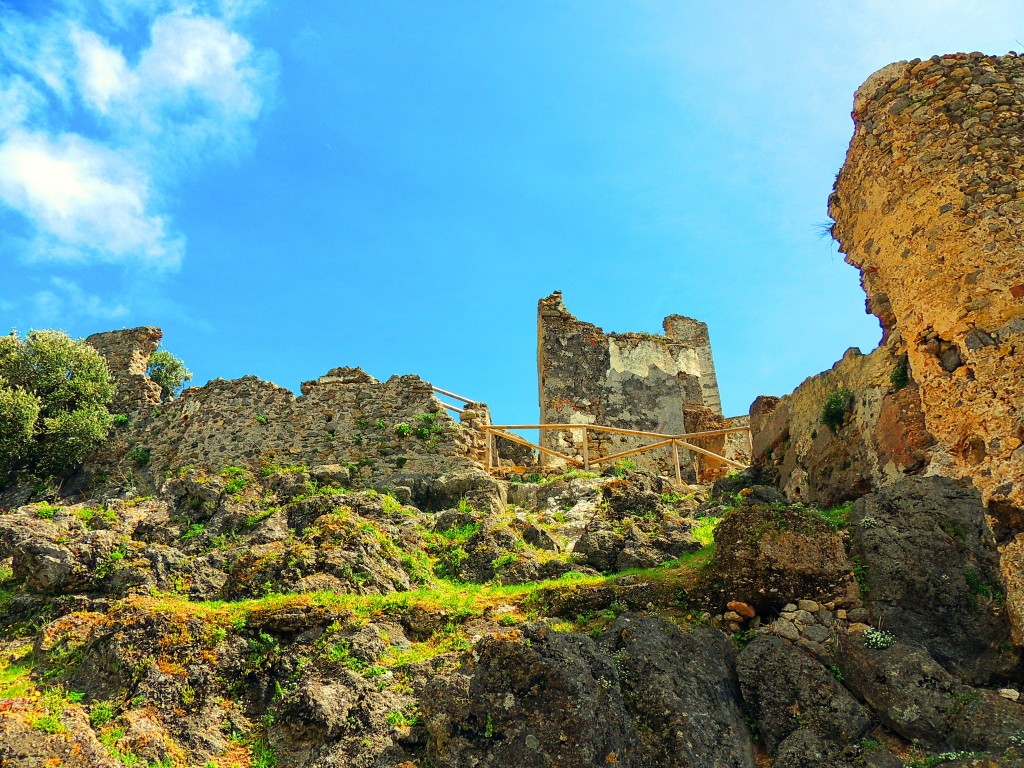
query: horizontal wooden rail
[
  {"left": 439, "top": 402, "right": 464, "bottom": 414},
  {"left": 480, "top": 419, "right": 750, "bottom": 480},
  {"left": 485, "top": 423, "right": 749, "bottom": 440},
  {"left": 486, "top": 428, "right": 582, "bottom": 468},
  {"left": 431, "top": 386, "right": 476, "bottom": 404},
  {"left": 587, "top": 438, "right": 675, "bottom": 466}
]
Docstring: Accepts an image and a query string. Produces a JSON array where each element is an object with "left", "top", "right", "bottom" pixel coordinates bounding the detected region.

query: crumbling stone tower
[
  {"left": 830, "top": 53, "right": 1024, "bottom": 633},
  {"left": 537, "top": 291, "right": 725, "bottom": 476}
]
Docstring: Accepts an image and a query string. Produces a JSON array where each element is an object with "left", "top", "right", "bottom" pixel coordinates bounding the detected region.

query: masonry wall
[
  {"left": 828, "top": 52, "right": 1024, "bottom": 636},
  {"left": 85, "top": 329, "right": 487, "bottom": 493},
  {"left": 537, "top": 291, "right": 724, "bottom": 479}
]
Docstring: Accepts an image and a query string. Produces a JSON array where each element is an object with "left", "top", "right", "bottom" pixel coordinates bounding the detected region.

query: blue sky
[{"left": 1, "top": 1, "right": 1021, "bottom": 422}]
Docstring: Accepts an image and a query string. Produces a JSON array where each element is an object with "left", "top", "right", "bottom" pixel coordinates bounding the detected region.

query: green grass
[
  {"left": 220, "top": 466, "right": 249, "bottom": 495},
  {"left": 34, "top": 503, "right": 59, "bottom": 519},
  {"left": 690, "top": 516, "right": 720, "bottom": 547},
  {"left": 810, "top": 502, "right": 853, "bottom": 530}
]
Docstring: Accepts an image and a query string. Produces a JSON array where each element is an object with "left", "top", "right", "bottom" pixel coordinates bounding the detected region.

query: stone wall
[
  {"left": 537, "top": 291, "right": 724, "bottom": 479},
  {"left": 750, "top": 343, "right": 935, "bottom": 507},
  {"left": 83, "top": 328, "right": 488, "bottom": 493},
  {"left": 829, "top": 52, "right": 1024, "bottom": 517},
  {"left": 86, "top": 327, "right": 163, "bottom": 413}
]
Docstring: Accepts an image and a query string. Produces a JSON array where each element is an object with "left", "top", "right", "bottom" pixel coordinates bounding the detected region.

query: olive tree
[
  {"left": 0, "top": 330, "right": 115, "bottom": 476},
  {"left": 146, "top": 348, "right": 192, "bottom": 401}
]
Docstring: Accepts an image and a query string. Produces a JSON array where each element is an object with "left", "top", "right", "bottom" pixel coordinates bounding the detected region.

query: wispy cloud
[
  {"left": 32, "top": 278, "right": 130, "bottom": 323},
  {"left": 0, "top": 0, "right": 275, "bottom": 270}
]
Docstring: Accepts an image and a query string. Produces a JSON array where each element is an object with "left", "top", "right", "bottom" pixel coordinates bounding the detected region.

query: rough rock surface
[
  {"left": 750, "top": 343, "right": 935, "bottom": 507},
  {"left": 850, "top": 476, "right": 1018, "bottom": 683},
  {"left": 737, "top": 635, "right": 871, "bottom": 754},
  {"left": 838, "top": 635, "right": 1024, "bottom": 753},
  {"left": 422, "top": 616, "right": 755, "bottom": 768},
  {"left": 830, "top": 53, "right": 1024, "bottom": 520},
  {"left": 699, "top": 497, "right": 853, "bottom": 612}
]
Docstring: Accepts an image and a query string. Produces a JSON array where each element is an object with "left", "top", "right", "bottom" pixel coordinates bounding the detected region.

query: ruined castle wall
[
  {"left": 86, "top": 327, "right": 163, "bottom": 413},
  {"left": 85, "top": 328, "right": 486, "bottom": 492},
  {"left": 537, "top": 291, "right": 724, "bottom": 478},
  {"left": 830, "top": 53, "right": 1024, "bottom": 515},
  {"left": 829, "top": 53, "right": 1024, "bottom": 638}
]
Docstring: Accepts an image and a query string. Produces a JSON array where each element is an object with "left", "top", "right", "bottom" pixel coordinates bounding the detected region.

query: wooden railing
[
  {"left": 431, "top": 386, "right": 472, "bottom": 414},
  {"left": 480, "top": 423, "right": 750, "bottom": 484},
  {"left": 429, "top": 385, "right": 750, "bottom": 484}
]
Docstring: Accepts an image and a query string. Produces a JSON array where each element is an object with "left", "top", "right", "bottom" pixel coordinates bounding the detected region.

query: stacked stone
[{"left": 86, "top": 327, "right": 163, "bottom": 413}]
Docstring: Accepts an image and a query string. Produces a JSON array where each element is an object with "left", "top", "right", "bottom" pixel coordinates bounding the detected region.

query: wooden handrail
[
  {"left": 586, "top": 438, "right": 676, "bottom": 466},
  {"left": 439, "top": 402, "right": 464, "bottom": 414},
  {"left": 480, "top": 419, "right": 750, "bottom": 480},
  {"left": 431, "top": 386, "right": 476, "bottom": 404},
  {"left": 483, "top": 423, "right": 749, "bottom": 439},
  {"left": 486, "top": 427, "right": 583, "bottom": 468}
]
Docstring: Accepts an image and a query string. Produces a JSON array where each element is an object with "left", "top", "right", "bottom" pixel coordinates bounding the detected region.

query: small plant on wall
[{"left": 821, "top": 388, "right": 854, "bottom": 433}]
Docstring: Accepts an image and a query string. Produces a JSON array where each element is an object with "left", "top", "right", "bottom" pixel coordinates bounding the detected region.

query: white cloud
[
  {"left": 71, "top": 28, "right": 134, "bottom": 114},
  {"left": 0, "top": 0, "right": 275, "bottom": 269},
  {"left": 0, "top": 130, "right": 183, "bottom": 267},
  {"left": 32, "top": 278, "right": 130, "bottom": 322}
]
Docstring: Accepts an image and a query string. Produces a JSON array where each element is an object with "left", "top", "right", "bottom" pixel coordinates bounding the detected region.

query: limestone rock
[{"left": 831, "top": 52, "right": 1024, "bottom": 519}]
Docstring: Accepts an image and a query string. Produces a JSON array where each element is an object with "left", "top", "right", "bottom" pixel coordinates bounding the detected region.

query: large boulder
[
  {"left": 850, "top": 476, "right": 1018, "bottom": 684},
  {"left": 422, "top": 617, "right": 755, "bottom": 768},
  {"left": 838, "top": 634, "right": 1024, "bottom": 753},
  {"left": 737, "top": 635, "right": 871, "bottom": 756},
  {"left": 699, "top": 501, "right": 853, "bottom": 612}
]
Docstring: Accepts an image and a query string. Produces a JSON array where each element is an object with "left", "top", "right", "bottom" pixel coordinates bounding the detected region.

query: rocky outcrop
[
  {"left": 750, "top": 343, "right": 935, "bottom": 507},
  {"left": 422, "top": 616, "right": 755, "bottom": 768},
  {"left": 737, "top": 635, "right": 871, "bottom": 759},
  {"left": 850, "top": 476, "right": 1017, "bottom": 684},
  {"left": 838, "top": 635, "right": 1024, "bottom": 754},
  {"left": 699, "top": 492, "right": 853, "bottom": 612},
  {"left": 830, "top": 53, "right": 1024, "bottom": 516}
]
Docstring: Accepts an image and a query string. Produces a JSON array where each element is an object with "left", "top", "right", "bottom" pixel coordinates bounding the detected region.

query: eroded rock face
[{"left": 829, "top": 53, "right": 1024, "bottom": 517}]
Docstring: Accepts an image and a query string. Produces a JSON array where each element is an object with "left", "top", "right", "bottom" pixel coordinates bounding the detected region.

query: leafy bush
[
  {"left": 890, "top": 355, "right": 910, "bottom": 390},
  {"left": 147, "top": 348, "right": 192, "bottom": 401},
  {"left": 820, "top": 388, "right": 854, "bottom": 433},
  {"left": 0, "top": 330, "right": 114, "bottom": 476}
]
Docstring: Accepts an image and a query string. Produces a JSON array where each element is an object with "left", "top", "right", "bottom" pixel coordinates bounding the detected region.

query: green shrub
[
  {"left": 0, "top": 330, "right": 114, "bottom": 476},
  {"left": 612, "top": 459, "right": 636, "bottom": 478},
  {"left": 820, "top": 389, "right": 854, "bottom": 433},
  {"left": 890, "top": 355, "right": 910, "bottom": 390},
  {"left": 127, "top": 446, "right": 151, "bottom": 466},
  {"left": 146, "top": 348, "right": 192, "bottom": 401}
]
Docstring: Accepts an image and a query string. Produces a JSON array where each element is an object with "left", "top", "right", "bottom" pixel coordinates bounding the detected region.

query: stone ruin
[
  {"left": 74, "top": 327, "right": 492, "bottom": 506},
  {"left": 536, "top": 290, "right": 748, "bottom": 480},
  {"left": 751, "top": 52, "right": 1024, "bottom": 639}
]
